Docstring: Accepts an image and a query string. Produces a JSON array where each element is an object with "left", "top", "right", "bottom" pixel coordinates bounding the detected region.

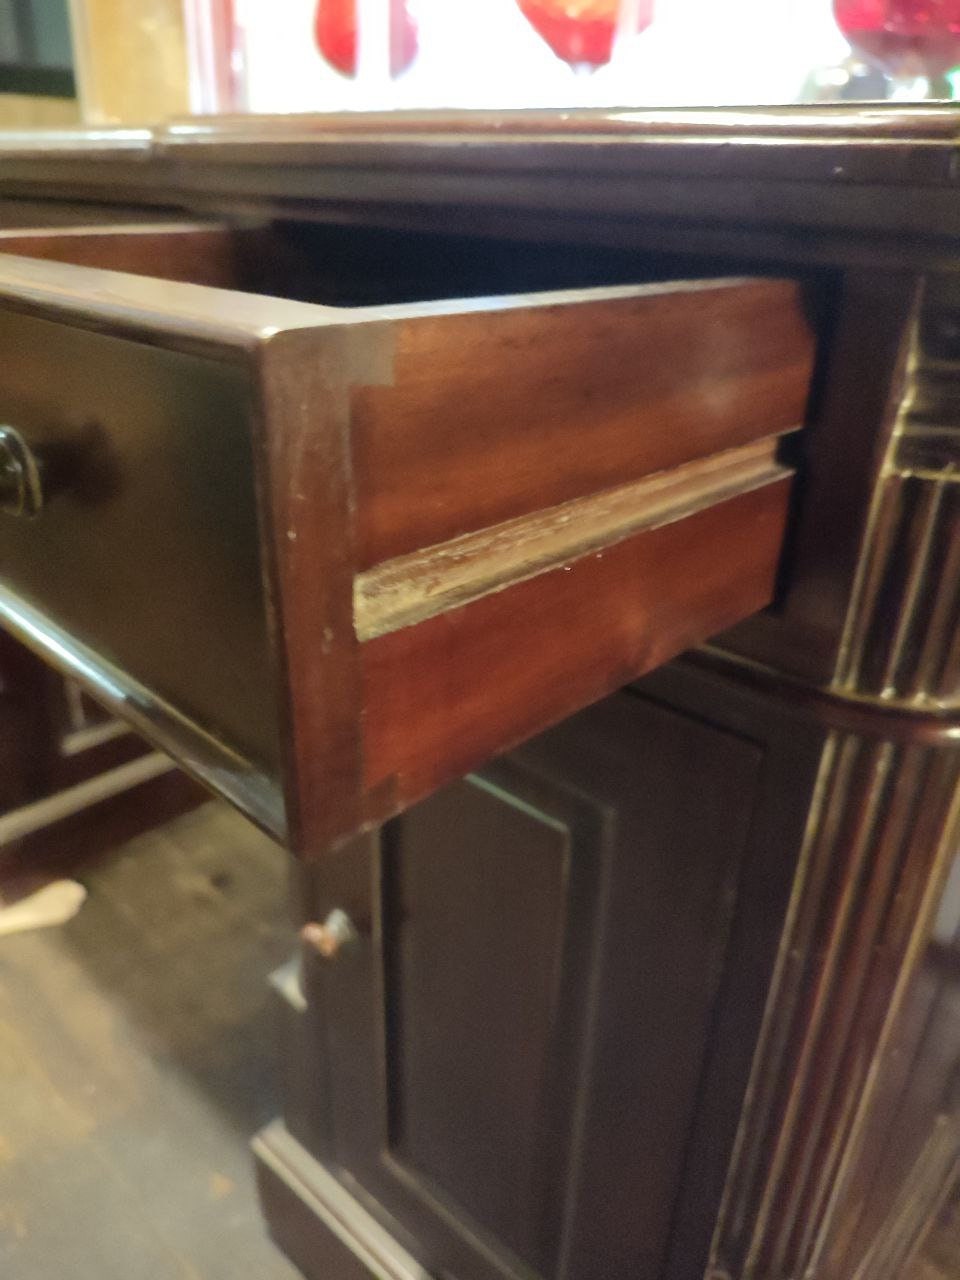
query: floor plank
[{"left": 0, "top": 800, "right": 304, "bottom": 1280}]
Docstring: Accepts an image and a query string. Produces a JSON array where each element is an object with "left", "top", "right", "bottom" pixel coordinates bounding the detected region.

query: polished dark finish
[
  {"left": 0, "top": 303, "right": 278, "bottom": 772},
  {"left": 270, "top": 671, "right": 825, "bottom": 1280},
  {"left": 707, "top": 267, "right": 960, "bottom": 1280},
  {"left": 1, "top": 107, "right": 960, "bottom": 255},
  {"left": 0, "top": 231, "right": 812, "bottom": 852},
  {"left": 2, "top": 105, "right": 960, "bottom": 1280}
]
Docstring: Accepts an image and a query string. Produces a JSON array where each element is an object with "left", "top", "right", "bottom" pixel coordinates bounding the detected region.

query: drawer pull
[{"left": 0, "top": 426, "right": 44, "bottom": 518}]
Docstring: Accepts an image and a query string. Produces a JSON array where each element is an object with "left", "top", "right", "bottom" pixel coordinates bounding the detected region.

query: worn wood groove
[{"left": 355, "top": 437, "right": 789, "bottom": 642}]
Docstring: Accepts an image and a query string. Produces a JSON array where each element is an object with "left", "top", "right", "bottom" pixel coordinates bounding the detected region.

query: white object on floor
[{"left": 0, "top": 880, "right": 88, "bottom": 937}]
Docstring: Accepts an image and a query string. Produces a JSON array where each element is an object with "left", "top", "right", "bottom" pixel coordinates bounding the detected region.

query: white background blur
[{"left": 236, "top": 0, "right": 854, "bottom": 114}]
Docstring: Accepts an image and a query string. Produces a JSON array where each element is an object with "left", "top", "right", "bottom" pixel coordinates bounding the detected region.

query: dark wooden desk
[{"left": 0, "top": 106, "right": 958, "bottom": 1280}]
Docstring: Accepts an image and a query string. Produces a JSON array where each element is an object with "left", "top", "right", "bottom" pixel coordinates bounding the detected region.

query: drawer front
[
  {"left": 0, "top": 243, "right": 814, "bottom": 855},
  {"left": 0, "top": 306, "right": 279, "bottom": 829}
]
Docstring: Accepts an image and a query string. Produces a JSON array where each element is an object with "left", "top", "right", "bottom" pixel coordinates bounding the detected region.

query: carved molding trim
[
  {"left": 711, "top": 272, "right": 960, "bottom": 1279},
  {"left": 710, "top": 731, "right": 960, "bottom": 1280},
  {"left": 852, "top": 1111, "right": 960, "bottom": 1280},
  {"left": 837, "top": 274, "right": 960, "bottom": 710}
]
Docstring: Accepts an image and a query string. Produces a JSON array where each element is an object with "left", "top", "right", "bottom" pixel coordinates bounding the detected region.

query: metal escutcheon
[{"left": 0, "top": 426, "right": 44, "bottom": 518}]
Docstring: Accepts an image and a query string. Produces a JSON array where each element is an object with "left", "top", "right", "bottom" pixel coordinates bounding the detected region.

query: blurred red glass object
[
  {"left": 834, "top": 0, "right": 960, "bottom": 78},
  {"left": 517, "top": 0, "right": 654, "bottom": 70},
  {"left": 314, "top": 0, "right": 419, "bottom": 78}
]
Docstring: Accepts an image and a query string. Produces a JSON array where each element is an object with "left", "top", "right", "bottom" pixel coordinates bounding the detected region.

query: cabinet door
[{"left": 311, "top": 690, "right": 767, "bottom": 1280}]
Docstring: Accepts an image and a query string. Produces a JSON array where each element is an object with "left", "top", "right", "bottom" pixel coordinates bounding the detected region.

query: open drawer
[{"left": 0, "top": 222, "right": 814, "bottom": 856}]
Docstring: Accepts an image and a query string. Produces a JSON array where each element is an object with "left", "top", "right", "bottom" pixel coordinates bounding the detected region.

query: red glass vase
[
  {"left": 834, "top": 0, "right": 960, "bottom": 79},
  {"left": 314, "top": 0, "right": 419, "bottom": 79},
  {"left": 517, "top": 0, "right": 654, "bottom": 71}
]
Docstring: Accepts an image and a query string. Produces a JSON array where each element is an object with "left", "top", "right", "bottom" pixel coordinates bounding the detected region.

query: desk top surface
[{"left": 0, "top": 105, "right": 958, "bottom": 259}]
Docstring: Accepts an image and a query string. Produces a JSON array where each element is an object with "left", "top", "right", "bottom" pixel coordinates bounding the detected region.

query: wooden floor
[{"left": 0, "top": 799, "right": 304, "bottom": 1280}]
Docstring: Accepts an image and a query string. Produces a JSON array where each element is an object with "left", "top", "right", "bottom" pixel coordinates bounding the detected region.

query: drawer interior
[{"left": 0, "top": 217, "right": 710, "bottom": 307}]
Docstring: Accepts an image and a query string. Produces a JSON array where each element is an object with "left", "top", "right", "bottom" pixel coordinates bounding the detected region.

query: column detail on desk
[{"left": 709, "top": 271, "right": 960, "bottom": 1280}]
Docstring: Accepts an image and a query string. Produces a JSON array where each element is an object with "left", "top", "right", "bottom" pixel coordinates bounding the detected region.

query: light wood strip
[{"left": 354, "top": 437, "right": 789, "bottom": 642}]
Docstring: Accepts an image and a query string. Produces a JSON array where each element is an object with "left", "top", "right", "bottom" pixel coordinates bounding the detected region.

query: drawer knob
[
  {"left": 301, "top": 909, "right": 359, "bottom": 959},
  {"left": 0, "top": 426, "right": 44, "bottom": 518}
]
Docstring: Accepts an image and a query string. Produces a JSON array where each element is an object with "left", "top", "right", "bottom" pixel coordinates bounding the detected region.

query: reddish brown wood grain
[
  {"left": 0, "top": 224, "right": 241, "bottom": 287},
  {"left": 254, "top": 327, "right": 371, "bottom": 854},
  {"left": 359, "top": 477, "right": 791, "bottom": 815},
  {"left": 5, "top": 114, "right": 960, "bottom": 1280},
  {"left": 351, "top": 279, "right": 812, "bottom": 567}
]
